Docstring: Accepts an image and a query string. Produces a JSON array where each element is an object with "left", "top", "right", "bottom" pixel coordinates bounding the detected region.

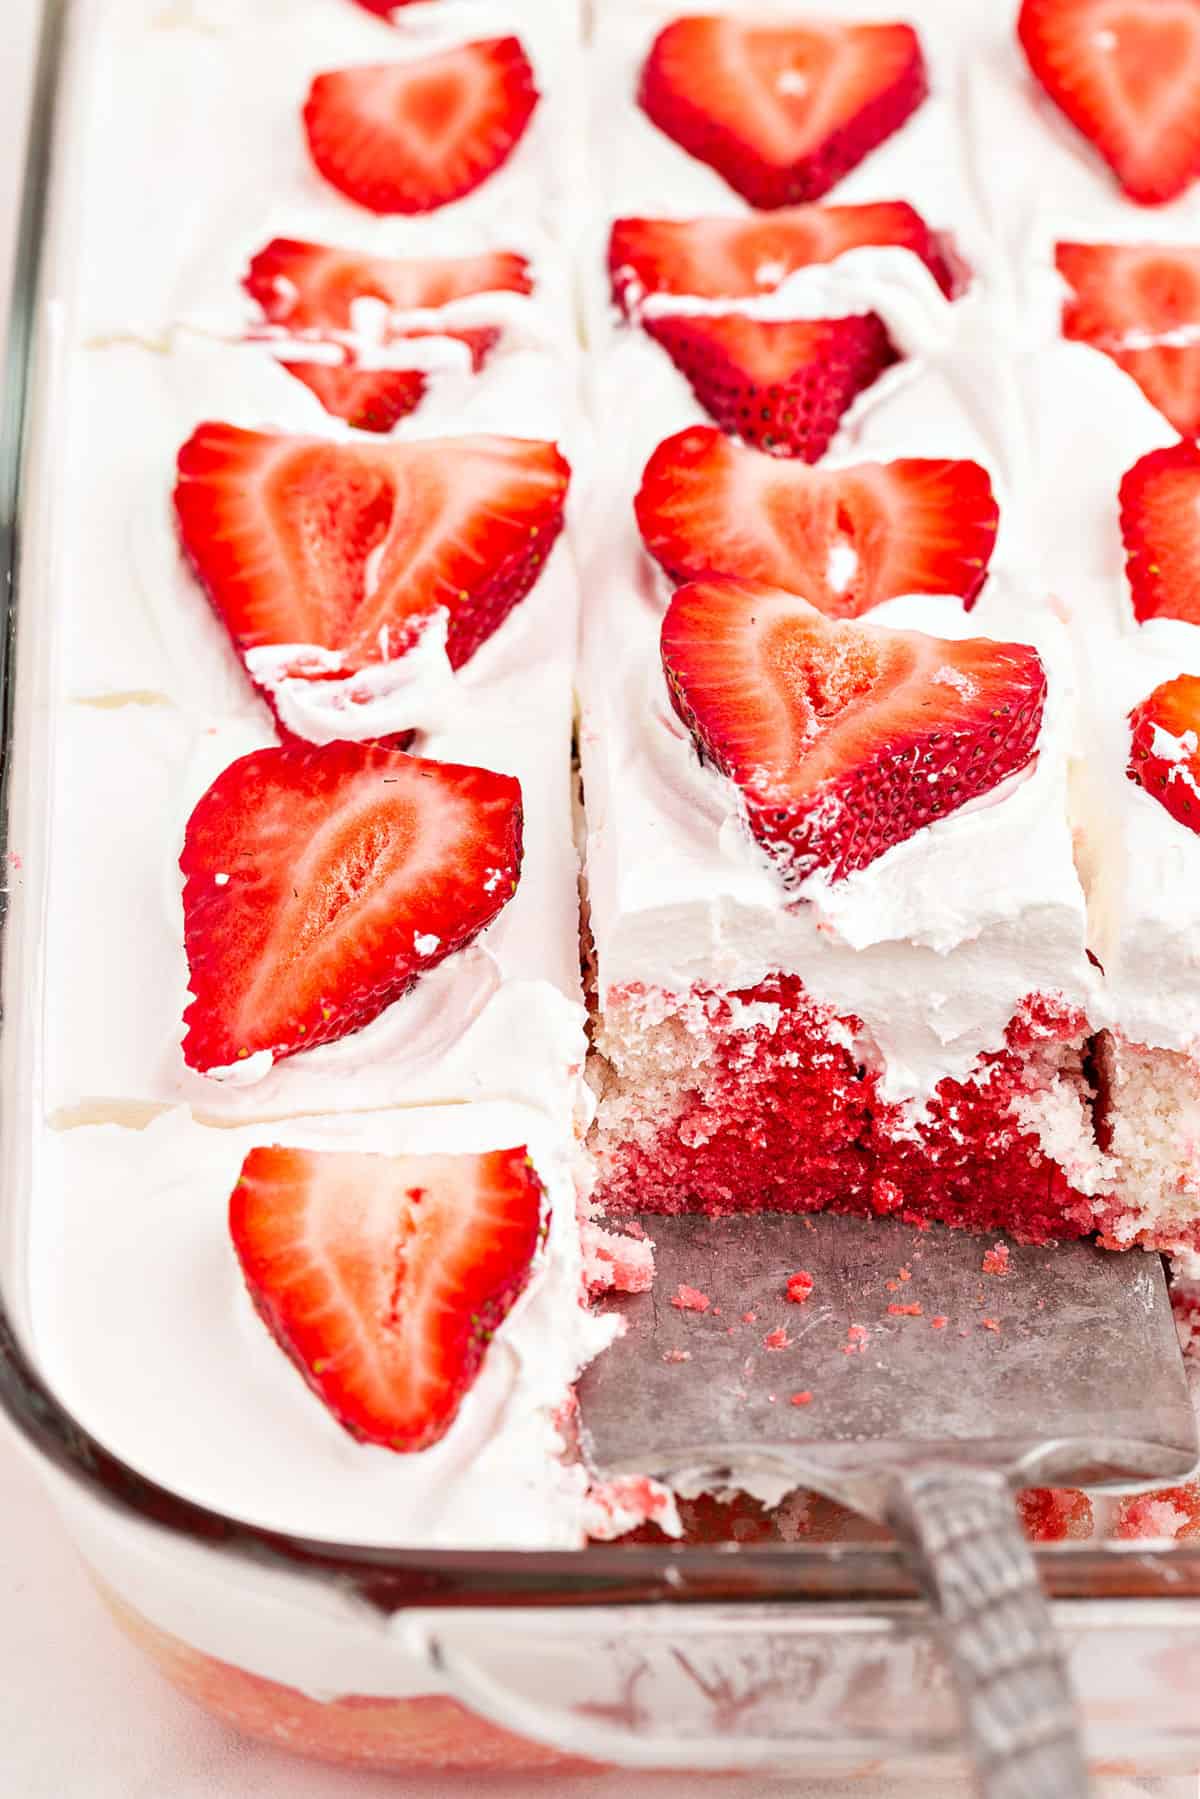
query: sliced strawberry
[
  {"left": 637, "top": 428, "right": 999, "bottom": 615},
  {"left": 660, "top": 577, "right": 1046, "bottom": 881},
  {"left": 1120, "top": 440, "right": 1200, "bottom": 624},
  {"left": 642, "top": 313, "right": 897, "bottom": 461},
  {"left": 1018, "top": 0, "right": 1200, "bottom": 205},
  {"left": 350, "top": 0, "right": 431, "bottom": 16},
  {"left": 610, "top": 202, "right": 957, "bottom": 315},
  {"left": 230, "top": 1143, "right": 544, "bottom": 1451},
  {"left": 1128, "top": 674, "right": 1200, "bottom": 834},
  {"left": 1056, "top": 241, "right": 1200, "bottom": 438},
  {"left": 276, "top": 363, "right": 427, "bottom": 435},
  {"left": 174, "top": 425, "right": 569, "bottom": 700},
  {"left": 303, "top": 39, "right": 539, "bottom": 214},
  {"left": 277, "top": 328, "right": 500, "bottom": 433},
  {"left": 244, "top": 239, "right": 532, "bottom": 333},
  {"left": 639, "top": 17, "right": 928, "bottom": 209},
  {"left": 181, "top": 741, "right": 522, "bottom": 1074}
]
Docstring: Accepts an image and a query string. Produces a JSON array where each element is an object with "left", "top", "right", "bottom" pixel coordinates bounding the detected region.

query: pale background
[{"left": 0, "top": 0, "right": 1193, "bottom": 1793}]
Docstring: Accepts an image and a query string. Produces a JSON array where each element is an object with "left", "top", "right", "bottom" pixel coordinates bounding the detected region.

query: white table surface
[{"left": 0, "top": 3, "right": 1196, "bottom": 1794}]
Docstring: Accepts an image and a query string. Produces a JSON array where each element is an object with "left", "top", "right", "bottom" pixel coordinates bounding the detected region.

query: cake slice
[
  {"left": 57, "top": 335, "right": 580, "bottom": 726},
  {"left": 579, "top": 314, "right": 1107, "bottom": 1242},
  {"left": 32, "top": 1103, "right": 618, "bottom": 1544}
]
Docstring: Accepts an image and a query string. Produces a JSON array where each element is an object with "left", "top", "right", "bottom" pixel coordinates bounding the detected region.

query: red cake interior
[{"left": 589, "top": 977, "right": 1108, "bottom": 1242}]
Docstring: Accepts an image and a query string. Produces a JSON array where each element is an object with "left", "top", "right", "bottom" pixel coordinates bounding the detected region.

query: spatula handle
[{"left": 888, "top": 1466, "right": 1088, "bottom": 1798}]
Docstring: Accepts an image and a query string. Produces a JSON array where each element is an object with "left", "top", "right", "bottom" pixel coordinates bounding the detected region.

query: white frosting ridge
[{"left": 245, "top": 613, "right": 458, "bottom": 745}]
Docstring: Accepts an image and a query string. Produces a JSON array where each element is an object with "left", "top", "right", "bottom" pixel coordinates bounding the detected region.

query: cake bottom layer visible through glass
[{"left": 588, "top": 977, "right": 1200, "bottom": 1261}]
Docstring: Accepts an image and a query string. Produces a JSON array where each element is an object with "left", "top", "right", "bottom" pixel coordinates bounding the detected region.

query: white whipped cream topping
[
  {"left": 245, "top": 612, "right": 458, "bottom": 744},
  {"left": 65, "top": 0, "right": 586, "bottom": 341}
]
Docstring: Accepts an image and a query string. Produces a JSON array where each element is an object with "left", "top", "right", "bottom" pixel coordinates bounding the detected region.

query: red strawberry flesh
[
  {"left": 174, "top": 424, "right": 569, "bottom": 698},
  {"left": 274, "top": 362, "right": 428, "bottom": 435},
  {"left": 660, "top": 577, "right": 1046, "bottom": 881},
  {"left": 1128, "top": 674, "right": 1200, "bottom": 834},
  {"left": 244, "top": 239, "right": 532, "bottom": 333},
  {"left": 1120, "top": 439, "right": 1200, "bottom": 625},
  {"left": 1018, "top": 0, "right": 1200, "bottom": 205},
  {"left": 610, "top": 201, "right": 958, "bottom": 314},
  {"left": 350, "top": 0, "right": 432, "bottom": 15},
  {"left": 1056, "top": 241, "right": 1200, "bottom": 438},
  {"left": 181, "top": 741, "right": 522, "bottom": 1073},
  {"left": 643, "top": 312, "right": 898, "bottom": 460},
  {"left": 230, "top": 1143, "right": 544, "bottom": 1452},
  {"left": 636, "top": 427, "right": 998, "bottom": 614},
  {"left": 303, "top": 38, "right": 539, "bottom": 215},
  {"left": 639, "top": 17, "right": 928, "bottom": 209},
  {"left": 276, "top": 328, "right": 500, "bottom": 433}
]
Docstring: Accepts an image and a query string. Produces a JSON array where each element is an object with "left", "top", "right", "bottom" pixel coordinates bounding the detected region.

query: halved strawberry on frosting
[
  {"left": 660, "top": 577, "right": 1047, "bottom": 882},
  {"left": 1120, "top": 439, "right": 1200, "bottom": 625},
  {"left": 243, "top": 241, "right": 533, "bottom": 434},
  {"left": 1018, "top": 0, "right": 1200, "bottom": 205},
  {"left": 637, "top": 427, "right": 999, "bottom": 614},
  {"left": 1128, "top": 673, "right": 1200, "bottom": 834},
  {"left": 609, "top": 202, "right": 959, "bottom": 317},
  {"left": 303, "top": 38, "right": 539, "bottom": 215},
  {"left": 230, "top": 1143, "right": 545, "bottom": 1451},
  {"left": 174, "top": 425, "right": 569, "bottom": 741},
  {"left": 1057, "top": 243, "right": 1200, "bottom": 440},
  {"left": 638, "top": 17, "right": 928, "bottom": 209},
  {"left": 640, "top": 312, "right": 898, "bottom": 461},
  {"left": 244, "top": 240, "right": 533, "bottom": 333},
  {"left": 181, "top": 740, "right": 522, "bottom": 1080}
]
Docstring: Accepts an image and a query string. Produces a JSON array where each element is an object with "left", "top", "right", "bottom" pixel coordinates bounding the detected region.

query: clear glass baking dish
[{"left": 6, "top": 0, "right": 1200, "bottom": 1780}]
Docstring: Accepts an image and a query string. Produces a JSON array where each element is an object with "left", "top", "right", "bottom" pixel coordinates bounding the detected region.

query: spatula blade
[{"left": 578, "top": 1214, "right": 1198, "bottom": 1506}]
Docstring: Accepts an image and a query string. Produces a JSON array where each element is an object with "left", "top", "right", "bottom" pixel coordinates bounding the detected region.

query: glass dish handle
[
  {"left": 410, "top": 1469, "right": 1087, "bottom": 1787},
  {"left": 889, "top": 1466, "right": 1088, "bottom": 1798},
  {"left": 410, "top": 1601, "right": 959, "bottom": 1774}
]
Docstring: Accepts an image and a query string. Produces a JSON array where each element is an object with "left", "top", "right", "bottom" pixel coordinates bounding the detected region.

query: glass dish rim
[{"left": 4, "top": 0, "right": 1200, "bottom": 1624}]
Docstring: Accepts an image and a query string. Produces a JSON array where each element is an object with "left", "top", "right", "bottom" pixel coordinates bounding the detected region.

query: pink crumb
[
  {"left": 981, "top": 1317, "right": 1001, "bottom": 1333},
  {"left": 671, "top": 1284, "right": 711, "bottom": 1313},
  {"left": 842, "top": 1323, "right": 868, "bottom": 1356},
  {"left": 584, "top": 1476, "right": 679, "bottom": 1542},
  {"left": 1116, "top": 1486, "right": 1200, "bottom": 1541},
  {"left": 870, "top": 1178, "right": 902, "bottom": 1215},
  {"left": 898, "top": 1266, "right": 912, "bottom": 1282},
  {"left": 887, "top": 1302, "right": 924, "bottom": 1317},
  {"left": 662, "top": 1349, "right": 692, "bottom": 1364},
  {"left": 763, "top": 1326, "right": 790, "bottom": 1350},
  {"left": 742, "top": 1311, "right": 757, "bottom": 1324},
  {"left": 785, "top": 1270, "right": 814, "bottom": 1304},
  {"left": 579, "top": 1221, "right": 656, "bottom": 1297},
  {"left": 790, "top": 1391, "right": 813, "bottom": 1407},
  {"left": 930, "top": 1315, "right": 949, "bottom": 1330},
  {"left": 982, "top": 1243, "right": 1010, "bottom": 1277}
]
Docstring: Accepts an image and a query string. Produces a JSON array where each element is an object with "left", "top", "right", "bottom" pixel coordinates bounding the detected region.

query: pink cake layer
[{"left": 589, "top": 978, "right": 1200, "bottom": 1256}]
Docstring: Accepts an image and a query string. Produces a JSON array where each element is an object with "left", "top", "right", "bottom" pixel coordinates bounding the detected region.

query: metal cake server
[{"left": 577, "top": 1212, "right": 1199, "bottom": 1797}]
